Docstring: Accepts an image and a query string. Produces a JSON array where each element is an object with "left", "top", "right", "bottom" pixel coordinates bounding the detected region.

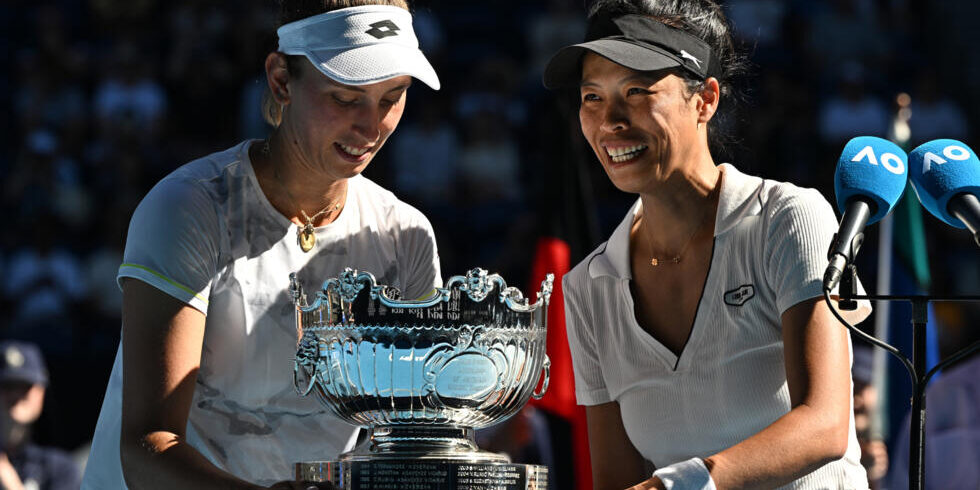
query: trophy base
[{"left": 296, "top": 460, "right": 548, "bottom": 489}]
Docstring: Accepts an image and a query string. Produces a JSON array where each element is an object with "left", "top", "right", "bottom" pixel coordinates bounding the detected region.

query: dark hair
[
  {"left": 262, "top": 0, "right": 411, "bottom": 126},
  {"left": 587, "top": 0, "right": 748, "bottom": 154}
]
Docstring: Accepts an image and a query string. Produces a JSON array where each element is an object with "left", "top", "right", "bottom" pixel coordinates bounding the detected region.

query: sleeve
[
  {"left": 396, "top": 207, "right": 443, "bottom": 300},
  {"left": 764, "top": 188, "right": 871, "bottom": 324},
  {"left": 563, "top": 274, "right": 611, "bottom": 405},
  {"left": 116, "top": 176, "right": 221, "bottom": 314}
]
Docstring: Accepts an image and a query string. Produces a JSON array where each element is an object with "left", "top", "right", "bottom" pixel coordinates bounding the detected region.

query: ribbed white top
[{"left": 564, "top": 164, "right": 871, "bottom": 489}]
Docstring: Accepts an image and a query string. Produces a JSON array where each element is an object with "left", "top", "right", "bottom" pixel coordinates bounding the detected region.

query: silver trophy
[{"left": 290, "top": 267, "right": 553, "bottom": 489}]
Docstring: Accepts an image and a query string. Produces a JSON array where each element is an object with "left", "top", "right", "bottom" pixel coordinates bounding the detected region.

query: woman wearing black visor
[{"left": 544, "top": 1, "right": 872, "bottom": 489}]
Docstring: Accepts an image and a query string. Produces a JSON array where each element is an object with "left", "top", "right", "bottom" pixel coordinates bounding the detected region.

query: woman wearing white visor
[{"left": 82, "top": 1, "right": 441, "bottom": 489}]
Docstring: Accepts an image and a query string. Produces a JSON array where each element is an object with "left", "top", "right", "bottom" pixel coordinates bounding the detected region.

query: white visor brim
[
  {"left": 278, "top": 5, "right": 440, "bottom": 90},
  {"left": 286, "top": 42, "right": 440, "bottom": 90}
]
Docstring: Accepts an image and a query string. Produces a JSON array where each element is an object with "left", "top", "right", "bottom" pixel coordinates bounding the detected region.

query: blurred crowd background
[{"left": 2, "top": 0, "right": 979, "bottom": 489}]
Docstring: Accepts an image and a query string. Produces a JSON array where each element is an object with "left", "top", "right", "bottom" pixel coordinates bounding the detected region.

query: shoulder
[
  {"left": 138, "top": 142, "right": 249, "bottom": 214},
  {"left": 350, "top": 175, "right": 432, "bottom": 229},
  {"left": 126, "top": 143, "right": 252, "bottom": 257},
  {"left": 171, "top": 142, "right": 250, "bottom": 181},
  {"left": 748, "top": 179, "right": 839, "bottom": 266},
  {"left": 758, "top": 178, "right": 836, "bottom": 227}
]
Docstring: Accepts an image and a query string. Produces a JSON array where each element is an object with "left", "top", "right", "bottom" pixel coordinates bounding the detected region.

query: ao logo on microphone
[
  {"left": 825, "top": 136, "right": 909, "bottom": 290},
  {"left": 850, "top": 144, "right": 906, "bottom": 175},
  {"left": 917, "top": 143, "right": 972, "bottom": 174}
]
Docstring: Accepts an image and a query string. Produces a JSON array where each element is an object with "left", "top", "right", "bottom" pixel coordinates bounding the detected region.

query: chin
[
  {"left": 602, "top": 164, "right": 652, "bottom": 194},
  {"left": 346, "top": 160, "right": 374, "bottom": 178}
]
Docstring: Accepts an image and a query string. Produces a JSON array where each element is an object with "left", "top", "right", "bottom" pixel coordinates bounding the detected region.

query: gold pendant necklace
[
  {"left": 296, "top": 206, "right": 339, "bottom": 252},
  {"left": 265, "top": 140, "right": 343, "bottom": 253},
  {"left": 649, "top": 212, "right": 710, "bottom": 267},
  {"left": 298, "top": 223, "right": 316, "bottom": 252},
  {"left": 650, "top": 256, "right": 682, "bottom": 266}
]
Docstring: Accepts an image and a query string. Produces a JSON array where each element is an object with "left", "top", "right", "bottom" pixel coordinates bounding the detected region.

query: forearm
[
  {"left": 121, "top": 284, "right": 256, "bottom": 489},
  {"left": 703, "top": 403, "right": 848, "bottom": 489},
  {"left": 0, "top": 452, "right": 25, "bottom": 490},
  {"left": 687, "top": 298, "right": 854, "bottom": 489},
  {"left": 586, "top": 403, "right": 650, "bottom": 490},
  {"left": 121, "top": 431, "right": 264, "bottom": 490}
]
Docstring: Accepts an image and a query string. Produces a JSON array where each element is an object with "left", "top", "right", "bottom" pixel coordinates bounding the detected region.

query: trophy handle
[
  {"left": 531, "top": 356, "right": 550, "bottom": 400},
  {"left": 294, "top": 361, "right": 320, "bottom": 397},
  {"left": 293, "top": 363, "right": 318, "bottom": 396}
]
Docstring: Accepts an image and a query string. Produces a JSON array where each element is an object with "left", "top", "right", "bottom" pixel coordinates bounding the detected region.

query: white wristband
[{"left": 653, "top": 457, "right": 716, "bottom": 490}]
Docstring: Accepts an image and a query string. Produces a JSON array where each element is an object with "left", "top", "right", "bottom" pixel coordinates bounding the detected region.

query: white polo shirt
[{"left": 563, "top": 164, "right": 871, "bottom": 489}]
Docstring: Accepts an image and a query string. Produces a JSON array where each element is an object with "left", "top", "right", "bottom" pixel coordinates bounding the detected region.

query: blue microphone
[
  {"left": 825, "top": 136, "right": 909, "bottom": 290},
  {"left": 909, "top": 139, "right": 980, "bottom": 247}
]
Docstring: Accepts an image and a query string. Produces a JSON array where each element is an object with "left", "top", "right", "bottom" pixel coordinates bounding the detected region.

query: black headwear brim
[
  {"left": 542, "top": 14, "right": 717, "bottom": 90},
  {"left": 543, "top": 38, "right": 689, "bottom": 89}
]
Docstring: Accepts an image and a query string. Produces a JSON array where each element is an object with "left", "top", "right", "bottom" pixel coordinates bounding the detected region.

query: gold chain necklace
[
  {"left": 293, "top": 199, "right": 341, "bottom": 252},
  {"left": 264, "top": 140, "right": 343, "bottom": 253},
  {"left": 648, "top": 211, "right": 710, "bottom": 266}
]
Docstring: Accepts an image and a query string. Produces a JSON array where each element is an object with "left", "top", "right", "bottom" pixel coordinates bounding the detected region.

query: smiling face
[
  {"left": 578, "top": 52, "right": 707, "bottom": 194},
  {"left": 277, "top": 56, "right": 412, "bottom": 181}
]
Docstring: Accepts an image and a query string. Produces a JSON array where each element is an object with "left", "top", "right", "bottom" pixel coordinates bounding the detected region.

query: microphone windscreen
[
  {"left": 835, "top": 136, "right": 909, "bottom": 225},
  {"left": 909, "top": 139, "right": 980, "bottom": 229}
]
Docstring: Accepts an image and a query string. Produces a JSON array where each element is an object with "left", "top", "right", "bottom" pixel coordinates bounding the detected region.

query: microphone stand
[{"left": 831, "top": 266, "right": 980, "bottom": 490}]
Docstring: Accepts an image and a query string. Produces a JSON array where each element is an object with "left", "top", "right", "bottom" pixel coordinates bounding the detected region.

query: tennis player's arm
[
  {"left": 702, "top": 297, "right": 853, "bottom": 488},
  {"left": 586, "top": 401, "right": 650, "bottom": 490},
  {"left": 119, "top": 279, "right": 266, "bottom": 490}
]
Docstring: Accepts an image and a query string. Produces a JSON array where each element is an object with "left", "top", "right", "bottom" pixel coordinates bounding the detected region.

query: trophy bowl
[{"left": 290, "top": 267, "right": 553, "bottom": 488}]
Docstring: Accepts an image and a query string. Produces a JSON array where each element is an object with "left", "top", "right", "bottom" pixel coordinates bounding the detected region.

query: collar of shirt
[{"left": 588, "top": 163, "right": 765, "bottom": 280}]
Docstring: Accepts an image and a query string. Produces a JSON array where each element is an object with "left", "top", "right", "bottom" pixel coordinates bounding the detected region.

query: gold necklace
[
  {"left": 294, "top": 203, "right": 341, "bottom": 252},
  {"left": 265, "top": 140, "right": 343, "bottom": 253},
  {"left": 648, "top": 211, "right": 710, "bottom": 266}
]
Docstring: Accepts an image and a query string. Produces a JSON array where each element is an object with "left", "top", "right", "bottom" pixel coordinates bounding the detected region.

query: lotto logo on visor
[{"left": 366, "top": 19, "right": 400, "bottom": 39}]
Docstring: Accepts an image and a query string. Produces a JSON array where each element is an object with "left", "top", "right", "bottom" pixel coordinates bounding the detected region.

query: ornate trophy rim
[{"left": 290, "top": 267, "right": 554, "bottom": 316}]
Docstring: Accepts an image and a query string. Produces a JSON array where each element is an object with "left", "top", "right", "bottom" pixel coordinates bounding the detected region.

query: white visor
[{"left": 277, "top": 5, "right": 440, "bottom": 90}]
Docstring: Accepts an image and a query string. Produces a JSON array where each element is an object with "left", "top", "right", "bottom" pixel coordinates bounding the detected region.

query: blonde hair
[{"left": 262, "top": 0, "right": 411, "bottom": 127}]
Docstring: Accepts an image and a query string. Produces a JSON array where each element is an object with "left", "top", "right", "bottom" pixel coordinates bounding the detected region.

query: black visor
[{"left": 543, "top": 14, "right": 718, "bottom": 89}]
